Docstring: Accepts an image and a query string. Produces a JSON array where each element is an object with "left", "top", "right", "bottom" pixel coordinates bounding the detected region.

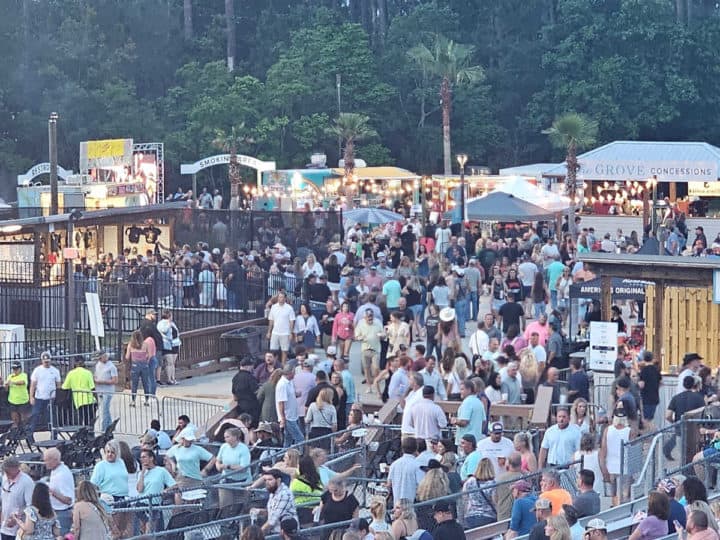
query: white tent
[{"left": 494, "top": 176, "right": 571, "bottom": 213}]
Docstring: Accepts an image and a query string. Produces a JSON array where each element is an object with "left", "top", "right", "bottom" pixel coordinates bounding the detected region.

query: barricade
[
  {"left": 619, "top": 422, "right": 677, "bottom": 503},
  {"left": 160, "top": 396, "right": 225, "bottom": 432}
]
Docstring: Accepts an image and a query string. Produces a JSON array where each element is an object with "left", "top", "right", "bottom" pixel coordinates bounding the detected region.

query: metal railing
[{"left": 160, "top": 396, "right": 225, "bottom": 434}]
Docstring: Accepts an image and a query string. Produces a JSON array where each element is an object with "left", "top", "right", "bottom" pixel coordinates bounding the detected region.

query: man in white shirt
[
  {"left": 527, "top": 332, "right": 547, "bottom": 372},
  {"left": 400, "top": 373, "right": 426, "bottom": 437},
  {"left": 406, "top": 386, "right": 448, "bottom": 442},
  {"left": 477, "top": 422, "right": 515, "bottom": 477},
  {"left": 540, "top": 238, "right": 560, "bottom": 268},
  {"left": 267, "top": 292, "right": 296, "bottom": 364},
  {"left": 0, "top": 457, "right": 34, "bottom": 540},
  {"left": 276, "top": 365, "right": 303, "bottom": 447},
  {"left": 44, "top": 448, "right": 75, "bottom": 534},
  {"left": 468, "top": 323, "right": 489, "bottom": 358},
  {"left": 420, "top": 357, "right": 447, "bottom": 400},
  {"left": 28, "top": 352, "right": 61, "bottom": 439},
  {"left": 435, "top": 221, "right": 451, "bottom": 254}
]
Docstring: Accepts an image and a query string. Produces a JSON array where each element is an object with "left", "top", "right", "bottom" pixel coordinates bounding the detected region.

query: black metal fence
[{"left": 152, "top": 208, "right": 344, "bottom": 260}]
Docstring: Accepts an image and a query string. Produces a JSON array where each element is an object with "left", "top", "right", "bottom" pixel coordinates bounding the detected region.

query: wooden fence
[
  {"left": 119, "top": 318, "right": 266, "bottom": 384},
  {"left": 645, "top": 284, "right": 720, "bottom": 370}
]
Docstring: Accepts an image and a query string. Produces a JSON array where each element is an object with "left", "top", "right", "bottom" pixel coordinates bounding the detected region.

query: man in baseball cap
[
  {"left": 506, "top": 479, "right": 538, "bottom": 537},
  {"left": 431, "top": 500, "right": 464, "bottom": 538},
  {"left": 528, "top": 497, "right": 552, "bottom": 540},
  {"left": 585, "top": 518, "right": 608, "bottom": 539}
]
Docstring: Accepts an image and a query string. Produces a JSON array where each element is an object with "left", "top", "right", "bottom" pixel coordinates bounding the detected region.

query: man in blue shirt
[
  {"left": 508, "top": 479, "right": 538, "bottom": 538},
  {"left": 452, "top": 380, "right": 486, "bottom": 446}
]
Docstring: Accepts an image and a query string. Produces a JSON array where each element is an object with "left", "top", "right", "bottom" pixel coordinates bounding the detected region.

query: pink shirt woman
[{"left": 332, "top": 309, "right": 355, "bottom": 341}]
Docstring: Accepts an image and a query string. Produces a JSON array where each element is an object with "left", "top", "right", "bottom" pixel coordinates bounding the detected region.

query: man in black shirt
[
  {"left": 308, "top": 275, "right": 331, "bottom": 304},
  {"left": 663, "top": 375, "right": 705, "bottom": 459},
  {"left": 498, "top": 292, "right": 525, "bottom": 335},
  {"left": 388, "top": 237, "right": 404, "bottom": 268},
  {"left": 399, "top": 225, "right": 417, "bottom": 261},
  {"left": 305, "top": 370, "right": 339, "bottom": 407},
  {"left": 231, "top": 357, "right": 260, "bottom": 424},
  {"left": 430, "top": 501, "right": 466, "bottom": 540},
  {"left": 638, "top": 351, "right": 662, "bottom": 427},
  {"left": 567, "top": 357, "right": 590, "bottom": 402}
]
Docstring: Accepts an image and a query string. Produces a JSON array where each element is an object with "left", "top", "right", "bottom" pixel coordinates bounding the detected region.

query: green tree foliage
[{"left": 2, "top": 0, "right": 720, "bottom": 199}]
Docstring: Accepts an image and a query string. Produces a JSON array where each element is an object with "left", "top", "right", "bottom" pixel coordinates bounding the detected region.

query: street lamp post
[
  {"left": 48, "top": 112, "right": 59, "bottom": 215},
  {"left": 456, "top": 153, "right": 468, "bottom": 225}
]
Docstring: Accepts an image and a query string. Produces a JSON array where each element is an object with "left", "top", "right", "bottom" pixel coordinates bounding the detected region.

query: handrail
[{"left": 628, "top": 431, "right": 664, "bottom": 493}]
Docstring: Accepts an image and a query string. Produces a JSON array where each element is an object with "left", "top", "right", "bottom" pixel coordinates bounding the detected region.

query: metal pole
[
  {"left": 460, "top": 164, "right": 465, "bottom": 226},
  {"left": 336, "top": 74, "right": 342, "bottom": 160},
  {"left": 650, "top": 175, "right": 658, "bottom": 236},
  {"left": 67, "top": 218, "right": 76, "bottom": 353},
  {"left": 49, "top": 112, "right": 59, "bottom": 215}
]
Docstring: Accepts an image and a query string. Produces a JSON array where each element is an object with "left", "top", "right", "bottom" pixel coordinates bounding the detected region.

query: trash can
[{"left": 221, "top": 326, "right": 265, "bottom": 357}]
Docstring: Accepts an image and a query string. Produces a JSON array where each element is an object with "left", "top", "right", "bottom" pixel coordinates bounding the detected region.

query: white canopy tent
[{"left": 493, "top": 176, "right": 571, "bottom": 213}]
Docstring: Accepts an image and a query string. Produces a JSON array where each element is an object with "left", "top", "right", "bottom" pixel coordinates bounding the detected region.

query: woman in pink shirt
[{"left": 332, "top": 302, "right": 355, "bottom": 359}]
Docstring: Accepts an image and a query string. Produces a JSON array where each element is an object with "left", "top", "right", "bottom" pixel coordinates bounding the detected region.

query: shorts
[
  {"left": 605, "top": 474, "right": 630, "bottom": 496},
  {"left": 362, "top": 349, "right": 378, "bottom": 370},
  {"left": 523, "top": 285, "right": 532, "bottom": 298},
  {"left": 270, "top": 333, "right": 291, "bottom": 352},
  {"left": 492, "top": 298, "right": 506, "bottom": 312}
]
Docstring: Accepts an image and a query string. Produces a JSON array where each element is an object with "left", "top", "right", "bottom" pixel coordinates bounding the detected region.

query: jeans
[
  {"left": 409, "top": 304, "right": 423, "bottom": 326},
  {"left": 148, "top": 355, "right": 158, "bottom": 394},
  {"left": 533, "top": 302, "right": 546, "bottom": 319},
  {"left": 99, "top": 392, "right": 113, "bottom": 431},
  {"left": 131, "top": 362, "right": 151, "bottom": 403},
  {"left": 469, "top": 290, "right": 479, "bottom": 321},
  {"left": 550, "top": 289, "right": 558, "bottom": 309},
  {"left": 426, "top": 339, "right": 442, "bottom": 363},
  {"left": 283, "top": 419, "right": 304, "bottom": 448},
  {"left": 455, "top": 298, "right": 469, "bottom": 337},
  {"left": 643, "top": 403, "right": 658, "bottom": 422},
  {"left": 227, "top": 289, "right": 239, "bottom": 310},
  {"left": 56, "top": 509, "right": 72, "bottom": 535},
  {"left": 28, "top": 398, "right": 51, "bottom": 436}
]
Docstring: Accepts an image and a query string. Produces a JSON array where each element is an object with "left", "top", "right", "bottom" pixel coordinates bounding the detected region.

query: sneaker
[
  {"left": 144, "top": 401, "right": 150, "bottom": 407},
  {"left": 129, "top": 402, "right": 136, "bottom": 408},
  {"left": 157, "top": 381, "right": 166, "bottom": 386}
]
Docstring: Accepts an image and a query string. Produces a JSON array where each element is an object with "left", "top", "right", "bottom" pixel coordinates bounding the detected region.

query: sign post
[{"left": 85, "top": 292, "right": 105, "bottom": 351}]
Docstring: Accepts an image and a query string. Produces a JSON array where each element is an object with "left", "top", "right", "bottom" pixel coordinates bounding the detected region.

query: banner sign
[
  {"left": 589, "top": 321, "right": 618, "bottom": 372},
  {"left": 577, "top": 160, "right": 718, "bottom": 182},
  {"left": 80, "top": 138, "right": 133, "bottom": 171},
  {"left": 180, "top": 154, "right": 276, "bottom": 175},
  {"left": 17, "top": 163, "right": 74, "bottom": 185}
]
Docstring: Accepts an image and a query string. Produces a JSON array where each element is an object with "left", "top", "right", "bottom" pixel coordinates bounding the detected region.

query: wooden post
[
  {"left": 669, "top": 181, "right": 677, "bottom": 203},
  {"left": 601, "top": 274, "right": 613, "bottom": 322},
  {"left": 653, "top": 279, "right": 664, "bottom": 362}
]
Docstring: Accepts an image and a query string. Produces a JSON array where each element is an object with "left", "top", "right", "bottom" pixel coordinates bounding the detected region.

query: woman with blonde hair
[
  {"left": 305, "top": 387, "right": 338, "bottom": 450},
  {"left": 518, "top": 346, "right": 539, "bottom": 404},
  {"left": 390, "top": 498, "right": 418, "bottom": 540},
  {"left": 415, "top": 460, "right": 451, "bottom": 531},
  {"left": 544, "top": 514, "right": 572, "bottom": 540},
  {"left": 368, "top": 496, "right": 391, "bottom": 535},
  {"left": 570, "top": 397, "right": 593, "bottom": 434},
  {"left": 446, "top": 355, "right": 468, "bottom": 400},
  {"left": 70, "top": 480, "right": 111, "bottom": 540},
  {"left": 463, "top": 457, "right": 497, "bottom": 528},
  {"left": 513, "top": 432, "right": 538, "bottom": 473}
]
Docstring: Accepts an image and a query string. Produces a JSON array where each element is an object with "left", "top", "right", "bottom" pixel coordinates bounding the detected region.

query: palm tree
[
  {"left": 408, "top": 34, "right": 484, "bottom": 175},
  {"left": 543, "top": 112, "right": 598, "bottom": 236},
  {"left": 327, "top": 113, "right": 378, "bottom": 193},
  {"left": 212, "top": 124, "right": 254, "bottom": 197}
]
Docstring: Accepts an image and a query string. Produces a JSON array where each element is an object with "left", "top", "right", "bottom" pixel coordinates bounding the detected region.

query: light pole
[
  {"left": 456, "top": 153, "right": 468, "bottom": 225},
  {"left": 49, "top": 112, "right": 59, "bottom": 215}
]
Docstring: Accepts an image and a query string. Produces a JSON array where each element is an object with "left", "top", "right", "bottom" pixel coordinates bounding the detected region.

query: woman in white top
[
  {"left": 484, "top": 372, "right": 504, "bottom": 404},
  {"left": 570, "top": 398, "right": 593, "bottom": 435},
  {"left": 572, "top": 432, "right": 603, "bottom": 494},
  {"left": 599, "top": 408, "right": 633, "bottom": 506},
  {"left": 556, "top": 267, "right": 573, "bottom": 311},
  {"left": 302, "top": 254, "right": 324, "bottom": 279},
  {"left": 305, "top": 388, "right": 337, "bottom": 451},
  {"left": 368, "top": 496, "right": 391, "bottom": 535},
  {"left": 295, "top": 303, "right": 321, "bottom": 350},
  {"left": 430, "top": 277, "right": 450, "bottom": 309}
]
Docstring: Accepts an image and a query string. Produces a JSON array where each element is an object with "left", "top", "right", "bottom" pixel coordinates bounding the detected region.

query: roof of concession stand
[
  {"left": 330, "top": 167, "right": 420, "bottom": 180},
  {"left": 543, "top": 141, "right": 720, "bottom": 181}
]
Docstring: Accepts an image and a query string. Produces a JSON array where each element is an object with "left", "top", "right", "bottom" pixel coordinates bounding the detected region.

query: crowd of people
[{"left": 7, "top": 208, "right": 720, "bottom": 540}]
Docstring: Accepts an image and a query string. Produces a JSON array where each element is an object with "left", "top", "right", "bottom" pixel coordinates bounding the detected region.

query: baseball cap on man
[
  {"left": 534, "top": 498, "right": 551, "bottom": 511},
  {"left": 490, "top": 421, "right": 504, "bottom": 433},
  {"left": 432, "top": 501, "right": 452, "bottom": 513},
  {"left": 326, "top": 346, "right": 337, "bottom": 357},
  {"left": 586, "top": 518, "right": 607, "bottom": 532},
  {"left": 512, "top": 479, "right": 532, "bottom": 493},
  {"left": 280, "top": 518, "right": 299, "bottom": 537}
]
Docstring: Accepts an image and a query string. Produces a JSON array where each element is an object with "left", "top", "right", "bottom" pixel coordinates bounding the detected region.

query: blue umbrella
[{"left": 342, "top": 207, "right": 404, "bottom": 224}]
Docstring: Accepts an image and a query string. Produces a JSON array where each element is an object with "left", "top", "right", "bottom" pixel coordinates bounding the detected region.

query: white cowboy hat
[{"left": 439, "top": 307, "right": 456, "bottom": 322}]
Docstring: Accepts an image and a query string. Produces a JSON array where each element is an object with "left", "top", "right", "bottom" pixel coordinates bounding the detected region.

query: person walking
[
  {"left": 125, "top": 330, "right": 152, "bottom": 407},
  {"left": 232, "top": 357, "right": 261, "bottom": 424},
  {"left": 43, "top": 448, "right": 75, "bottom": 534},
  {"left": 5, "top": 362, "right": 29, "bottom": 428},
  {"left": 139, "top": 309, "right": 163, "bottom": 393},
  {"left": 28, "top": 352, "right": 61, "bottom": 440},
  {"left": 267, "top": 292, "right": 296, "bottom": 365},
  {"left": 92, "top": 350, "right": 118, "bottom": 432},
  {"left": 276, "top": 365, "right": 304, "bottom": 447},
  {"left": 156, "top": 309, "right": 181, "bottom": 385}
]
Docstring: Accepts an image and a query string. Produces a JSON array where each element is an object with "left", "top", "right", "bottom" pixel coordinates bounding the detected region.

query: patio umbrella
[{"left": 342, "top": 207, "right": 404, "bottom": 224}]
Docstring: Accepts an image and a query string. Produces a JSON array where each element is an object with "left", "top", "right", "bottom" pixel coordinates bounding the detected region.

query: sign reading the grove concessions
[{"left": 577, "top": 160, "right": 718, "bottom": 182}]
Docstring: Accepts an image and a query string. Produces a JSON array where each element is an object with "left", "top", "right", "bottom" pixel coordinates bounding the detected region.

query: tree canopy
[{"left": 0, "top": 0, "right": 718, "bottom": 198}]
